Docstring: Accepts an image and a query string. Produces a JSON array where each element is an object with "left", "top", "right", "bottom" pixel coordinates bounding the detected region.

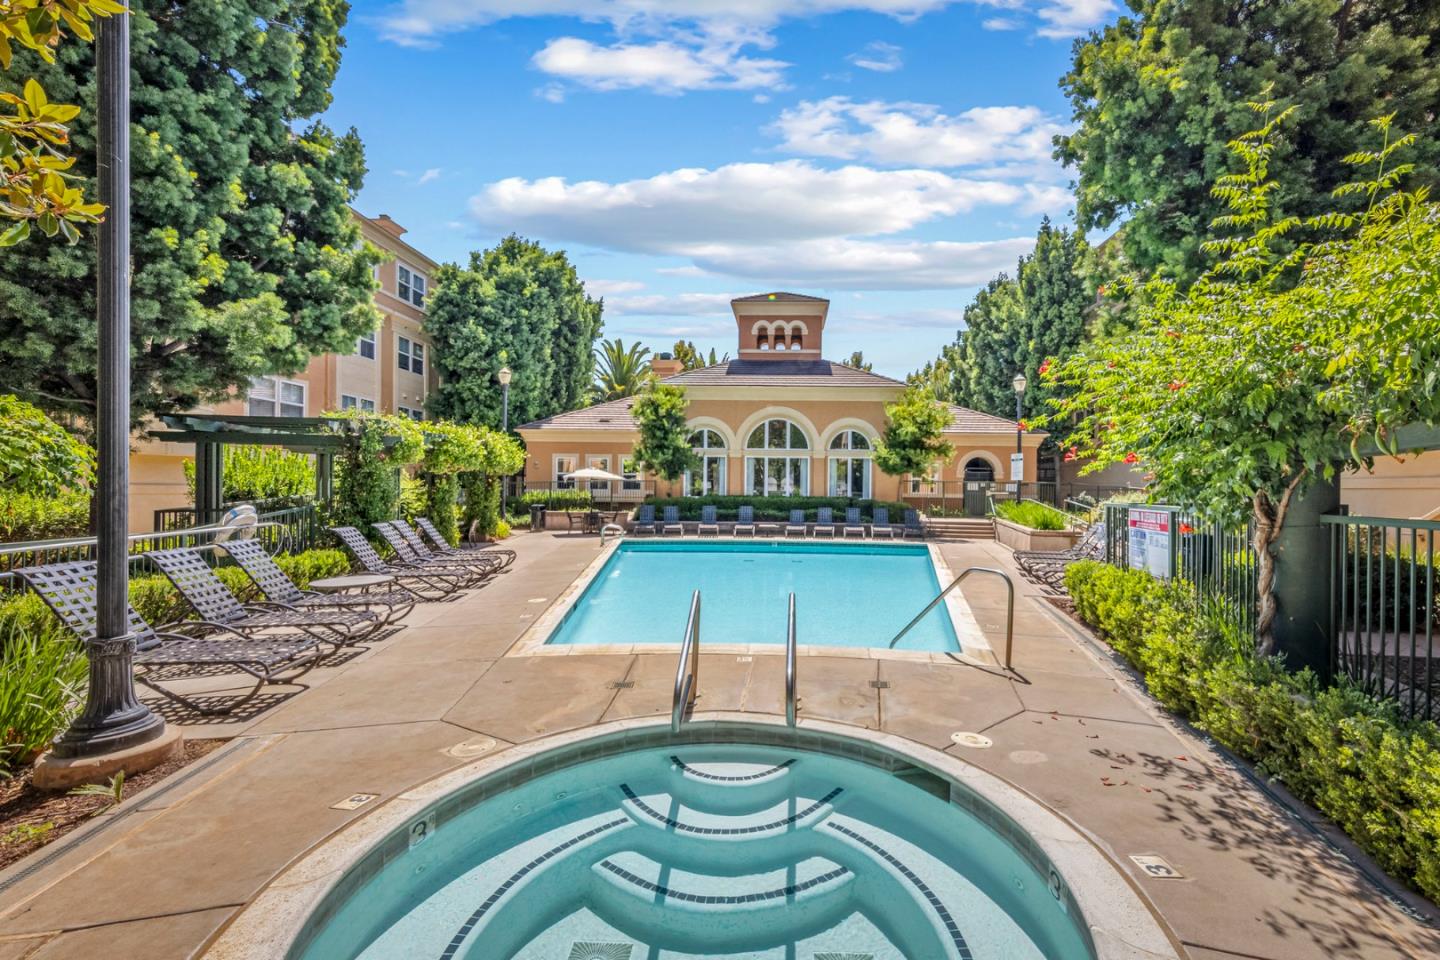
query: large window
[
  {"left": 340, "top": 395, "right": 376, "bottom": 413},
  {"left": 397, "top": 264, "right": 426, "bottom": 308},
  {"left": 827, "top": 430, "right": 873, "bottom": 498},
  {"left": 586, "top": 455, "right": 612, "bottom": 495},
  {"left": 397, "top": 405, "right": 424, "bottom": 421},
  {"left": 356, "top": 329, "right": 376, "bottom": 360},
  {"left": 621, "top": 456, "right": 643, "bottom": 495},
  {"left": 247, "top": 376, "right": 305, "bottom": 417},
  {"left": 744, "top": 418, "right": 809, "bottom": 496},
  {"left": 398, "top": 336, "right": 425, "bottom": 375},
  {"left": 554, "top": 454, "right": 578, "bottom": 489},
  {"left": 686, "top": 429, "right": 727, "bottom": 496}
]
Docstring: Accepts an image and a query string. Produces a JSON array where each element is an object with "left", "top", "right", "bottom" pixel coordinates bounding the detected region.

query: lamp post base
[
  {"left": 34, "top": 724, "right": 184, "bottom": 791},
  {"left": 48, "top": 633, "right": 169, "bottom": 760}
]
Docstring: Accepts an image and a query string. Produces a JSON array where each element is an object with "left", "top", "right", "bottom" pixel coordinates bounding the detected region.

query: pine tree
[{"left": 0, "top": 0, "right": 380, "bottom": 420}]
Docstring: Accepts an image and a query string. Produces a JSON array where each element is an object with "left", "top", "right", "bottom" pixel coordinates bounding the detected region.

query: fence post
[{"left": 1270, "top": 475, "right": 1341, "bottom": 678}]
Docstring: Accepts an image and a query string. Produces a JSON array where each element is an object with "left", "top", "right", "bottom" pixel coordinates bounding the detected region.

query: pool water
[
  {"left": 547, "top": 541, "right": 961, "bottom": 652},
  {"left": 297, "top": 744, "right": 1094, "bottom": 959}
]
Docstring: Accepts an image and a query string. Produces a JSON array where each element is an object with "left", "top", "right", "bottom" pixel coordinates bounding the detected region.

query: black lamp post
[
  {"left": 1012, "top": 371, "right": 1027, "bottom": 455},
  {"left": 48, "top": 11, "right": 168, "bottom": 762},
  {"left": 498, "top": 365, "right": 512, "bottom": 432}
]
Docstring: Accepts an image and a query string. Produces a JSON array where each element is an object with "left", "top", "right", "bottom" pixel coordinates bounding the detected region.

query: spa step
[
  {"left": 663, "top": 756, "right": 801, "bottom": 813},
  {"left": 619, "top": 784, "right": 841, "bottom": 840},
  {"left": 669, "top": 755, "right": 796, "bottom": 787},
  {"left": 923, "top": 517, "right": 995, "bottom": 540}
]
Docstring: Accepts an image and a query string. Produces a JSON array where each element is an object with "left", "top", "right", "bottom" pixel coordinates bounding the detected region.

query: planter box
[{"left": 994, "top": 517, "right": 1080, "bottom": 552}]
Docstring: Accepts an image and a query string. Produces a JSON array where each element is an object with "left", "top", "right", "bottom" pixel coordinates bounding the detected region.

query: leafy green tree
[
  {"left": 1018, "top": 217, "right": 1092, "bottom": 410},
  {"left": 907, "top": 345, "right": 959, "bottom": 403},
  {"left": 672, "top": 340, "right": 729, "bottom": 369},
  {"left": 1, "top": 0, "right": 381, "bottom": 422},
  {"left": 594, "top": 338, "right": 652, "bottom": 401},
  {"left": 1045, "top": 109, "right": 1440, "bottom": 652},
  {"left": 1055, "top": 0, "right": 1440, "bottom": 285},
  {"left": 0, "top": 394, "right": 94, "bottom": 496},
  {"left": 951, "top": 274, "right": 1025, "bottom": 415},
  {"left": 328, "top": 412, "right": 424, "bottom": 532},
  {"left": 874, "top": 388, "right": 955, "bottom": 478},
  {"left": 632, "top": 382, "right": 699, "bottom": 481},
  {"left": 183, "top": 447, "right": 314, "bottom": 504},
  {"left": 426, "top": 235, "right": 603, "bottom": 428},
  {"left": 844, "top": 351, "right": 872, "bottom": 372}
]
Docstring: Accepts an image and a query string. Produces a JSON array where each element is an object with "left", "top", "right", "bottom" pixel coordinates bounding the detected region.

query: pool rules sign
[{"left": 1126, "top": 508, "right": 1175, "bottom": 579}]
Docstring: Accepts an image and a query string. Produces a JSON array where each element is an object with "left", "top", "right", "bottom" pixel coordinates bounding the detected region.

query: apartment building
[{"left": 129, "top": 210, "right": 441, "bottom": 530}]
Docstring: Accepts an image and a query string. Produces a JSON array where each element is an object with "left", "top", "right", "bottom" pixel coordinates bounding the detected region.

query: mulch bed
[{"left": 0, "top": 738, "right": 225, "bottom": 872}]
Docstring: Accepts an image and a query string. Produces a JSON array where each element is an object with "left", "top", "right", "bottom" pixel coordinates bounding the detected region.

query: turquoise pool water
[
  {"left": 297, "top": 742, "right": 1095, "bottom": 959},
  {"left": 547, "top": 541, "right": 961, "bottom": 652}
]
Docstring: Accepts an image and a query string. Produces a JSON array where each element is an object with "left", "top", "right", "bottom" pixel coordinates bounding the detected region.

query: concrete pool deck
[{"left": 0, "top": 532, "right": 1437, "bottom": 959}]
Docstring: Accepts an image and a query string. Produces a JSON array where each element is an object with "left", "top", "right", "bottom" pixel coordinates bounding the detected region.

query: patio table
[{"left": 309, "top": 573, "right": 396, "bottom": 594}]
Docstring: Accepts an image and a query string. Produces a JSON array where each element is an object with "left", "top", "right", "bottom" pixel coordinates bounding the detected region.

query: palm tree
[{"left": 594, "top": 338, "right": 652, "bottom": 401}]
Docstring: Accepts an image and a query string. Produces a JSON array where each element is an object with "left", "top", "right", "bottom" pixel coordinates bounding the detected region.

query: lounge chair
[
  {"left": 812, "top": 507, "right": 837, "bottom": 538},
  {"left": 145, "top": 547, "right": 378, "bottom": 647},
  {"left": 843, "top": 507, "right": 866, "bottom": 539},
  {"left": 785, "top": 509, "right": 808, "bottom": 538},
  {"left": 631, "top": 504, "right": 658, "bottom": 535},
  {"left": 330, "top": 526, "right": 467, "bottom": 599},
  {"left": 870, "top": 507, "right": 897, "bottom": 539},
  {"left": 1015, "top": 522, "right": 1106, "bottom": 591},
  {"left": 391, "top": 519, "right": 505, "bottom": 577},
  {"left": 373, "top": 522, "right": 491, "bottom": 587},
  {"left": 733, "top": 505, "right": 757, "bottom": 537},
  {"left": 697, "top": 505, "right": 720, "bottom": 536},
  {"left": 661, "top": 505, "right": 684, "bottom": 536},
  {"left": 17, "top": 561, "right": 325, "bottom": 715},
  {"left": 221, "top": 538, "right": 417, "bottom": 627},
  {"left": 903, "top": 509, "right": 926, "bottom": 539},
  {"left": 414, "top": 516, "right": 517, "bottom": 569},
  {"left": 755, "top": 508, "right": 782, "bottom": 537}
]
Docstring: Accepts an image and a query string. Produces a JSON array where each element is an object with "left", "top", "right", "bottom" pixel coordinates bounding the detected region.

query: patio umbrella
[{"left": 564, "top": 467, "right": 627, "bottom": 482}]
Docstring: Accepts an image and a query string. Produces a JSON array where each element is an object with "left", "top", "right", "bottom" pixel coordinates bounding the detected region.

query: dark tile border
[
  {"left": 597, "top": 858, "right": 849, "bottom": 904},
  {"left": 621, "top": 784, "right": 842, "bottom": 836},
  {"left": 669, "top": 755, "right": 795, "bottom": 783}
]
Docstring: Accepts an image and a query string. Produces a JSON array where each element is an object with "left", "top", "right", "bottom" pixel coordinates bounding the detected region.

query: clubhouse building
[{"left": 516, "top": 293, "right": 1047, "bottom": 503}]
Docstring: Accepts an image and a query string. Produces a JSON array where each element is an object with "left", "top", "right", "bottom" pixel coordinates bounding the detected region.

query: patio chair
[
  {"left": 631, "top": 504, "right": 658, "bottom": 536},
  {"left": 145, "top": 547, "right": 378, "bottom": 648},
  {"left": 697, "top": 505, "right": 720, "bottom": 537},
  {"left": 843, "top": 507, "right": 866, "bottom": 539},
  {"left": 373, "top": 522, "right": 490, "bottom": 587},
  {"left": 870, "top": 507, "right": 898, "bottom": 539},
  {"left": 661, "top": 505, "right": 684, "bottom": 536},
  {"left": 391, "top": 519, "right": 505, "bottom": 577},
  {"left": 785, "top": 509, "right": 808, "bottom": 538},
  {"left": 902, "top": 509, "right": 926, "bottom": 539},
  {"left": 415, "top": 517, "right": 517, "bottom": 570},
  {"left": 330, "top": 526, "right": 467, "bottom": 599},
  {"left": 733, "top": 505, "right": 757, "bottom": 537},
  {"left": 1015, "top": 522, "right": 1106, "bottom": 591},
  {"left": 812, "top": 507, "right": 838, "bottom": 538},
  {"left": 17, "top": 561, "right": 325, "bottom": 715},
  {"left": 220, "top": 538, "right": 417, "bottom": 627}
]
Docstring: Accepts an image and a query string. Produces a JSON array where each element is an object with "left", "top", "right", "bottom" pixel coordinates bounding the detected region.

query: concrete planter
[{"left": 994, "top": 517, "right": 1079, "bottom": 552}]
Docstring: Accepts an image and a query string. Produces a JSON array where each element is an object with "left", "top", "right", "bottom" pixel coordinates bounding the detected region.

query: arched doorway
[{"left": 962, "top": 456, "right": 995, "bottom": 515}]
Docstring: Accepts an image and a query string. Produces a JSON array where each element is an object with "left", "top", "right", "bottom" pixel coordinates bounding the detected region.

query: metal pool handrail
[
  {"left": 785, "top": 592, "right": 797, "bottom": 727},
  {"left": 887, "top": 566, "right": 1016, "bottom": 670},
  {"left": 672, "top": 589, "right": 702, "bottom": 732}
]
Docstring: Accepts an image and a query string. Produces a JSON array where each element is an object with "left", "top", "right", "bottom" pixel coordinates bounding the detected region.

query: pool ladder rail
[
  {"left": 671, "top": 591, "right": 800, "bottom": 732},
  {"left": 886, "top": 566, "right": 1016, "bottom": 670}
]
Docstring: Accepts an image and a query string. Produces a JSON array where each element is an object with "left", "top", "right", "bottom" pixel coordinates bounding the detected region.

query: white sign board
[
  {"left": 1009, "top": 452, "right": 1025, "bottom": 482},
  {"left": 1127, "top": 508, "right": 1174, "bottom": 579}
]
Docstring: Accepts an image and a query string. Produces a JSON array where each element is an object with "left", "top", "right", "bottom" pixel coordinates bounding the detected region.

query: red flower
[
  {"left": 1106, "top": 360, "right": 1116, "bottom": 369},
  {"left": 1292, "top": 343, "right": 1306, "bottom": 353},
  {"left": 1124, "top": 451, "right": 1140, "bottom": 464},
  {"left": 1165, "top": 329, "right": 1180, "bottom": 339},
  {"left": 1097, "top": 284, "right": 1107, "bottom": 296},
  {"left": 1107, "top": 419, "right": 1117, "bottom": 430},
  {"left": 1063, "top": 446, "right": 1079, "bottom": 462},
  {"left": 1018, "top": 419, "right": 1029, "bottom": 432},
  {"left": 1038, "top": 358, "right": 1052, "bottom": 377},
  {"left": 1179, "top": 522, "right": 1195, "bottom": 535},
  {"left": 1168, "top": 380, "right": 1186, "bottom": 391}
]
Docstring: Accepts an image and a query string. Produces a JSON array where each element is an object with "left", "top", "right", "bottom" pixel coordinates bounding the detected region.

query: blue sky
[{"left": 327, "top": 1, "right": 1119, "bottom": 378}]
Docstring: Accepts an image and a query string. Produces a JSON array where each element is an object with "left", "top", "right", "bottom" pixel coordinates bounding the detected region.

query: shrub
[
  {"left": 1065, "top": 561, "right": 1440, "bottom": 902},
  {"left": 425, "top": 474, "right": 460, "bottom": 545},
  {"left": 183, "top": 445, "right": 315, "bottom": 504},
  {"left": 494, "top": 519, "right": 511, "bottom": 539},
  {"left": 275, "top": 548, "right": 351, "bottom": 588},
  {"left": 993, "top": 500, "right": 1068, "bottom": 530},
  {"left": 511, "top": 489, "right": 593, "bottom": 512},
  {"left": 644, "top": 495, "right": 910, "bottom": 522},
  {"left": 0, "top": 622, "right": 86, "bottom": 772},
  {"left": 0, "top": 490, "right": 91, "bottom": 543}
]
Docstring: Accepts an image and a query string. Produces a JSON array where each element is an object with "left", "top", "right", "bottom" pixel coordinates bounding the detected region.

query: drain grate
[
  {"left": 869, "top": 680, "right": 891, "bottom": 689},
  {"left": 568, "top": 943, "right": 633, "bottom": 960},
  {"left": 608, "top": 680, "right": 635, "bottom": 689}
]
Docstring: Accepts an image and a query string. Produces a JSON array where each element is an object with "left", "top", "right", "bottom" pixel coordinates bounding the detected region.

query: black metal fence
[
  {"left": 1324, "top": 514, "right": 1437, "bottom": 720},
  {"left": 506, "top": 479, "right": 658, "bottom": 508},
  {"left": 904, "top": 480, "right": 1142, "bottom": 517},
  {"left": 153, "top": 500, "right": 322, "bottom": 552}
]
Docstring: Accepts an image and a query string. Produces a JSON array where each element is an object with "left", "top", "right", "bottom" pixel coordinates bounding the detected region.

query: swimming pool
[
  {"left": 544, "top": 541, "right": 964, "bottom": 653},
  {"left": 284, "top": 725, "right": 1122, "bottom": 960}
]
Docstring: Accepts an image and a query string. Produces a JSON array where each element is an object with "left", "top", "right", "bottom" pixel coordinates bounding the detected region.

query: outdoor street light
[
  {"left": 498, "top": 365, "right": 512, "bottom": 432},
  {"left": 1012, "top": 372, "right": 1027, "bottom": 454}
]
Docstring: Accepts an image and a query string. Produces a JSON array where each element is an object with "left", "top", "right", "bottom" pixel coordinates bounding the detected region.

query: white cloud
[
  {"left": 770, "top": 97, "right": 1068, "bottom": 172},
  {"left": 831, "top": 306, "right": 967, "bottom": 329},
  {"left": 533, "top": 36, "right": 787, "bottom": 93},
  {"left": 982, "top": 16, "right": 1020, "bottom": 30},
  {"left": 1035, "top": 0, "right": 1114, "bottom": 38},
  {"left": 607, "top": 292, "right": 739, "bottom": 316},
  {"left": 470, "top": 160, "right": 1028, "bottom": 253},
  {"left": 847, "top": 40, "right": 903, "bottom": 72},
  {"left": 657, "top": 265, "right": 712, "bottom": 277},
  {"left": 684, "top": 236, "right": 1034, "bottom": 289},
  {"left": 417, "top": 167, "right": 443, "bottom": 185},
  {"left": 535, "top": 82, "right": 567, "bottom": 103},
  {"left": 585, "top": 278, "right": 647, "bottom": 296}
]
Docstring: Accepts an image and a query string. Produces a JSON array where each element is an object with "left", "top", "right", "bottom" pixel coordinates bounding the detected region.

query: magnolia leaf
[{"left": 0, "top": 219, "right": 30, "bottom": 246}]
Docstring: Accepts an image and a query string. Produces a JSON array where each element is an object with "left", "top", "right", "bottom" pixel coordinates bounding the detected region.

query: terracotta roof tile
[
  {"left": 662, "top": 359, "right": 904, "bottom": 387},
  {"left": 731, "top": 291, "right": 830, "bottom": 303}
]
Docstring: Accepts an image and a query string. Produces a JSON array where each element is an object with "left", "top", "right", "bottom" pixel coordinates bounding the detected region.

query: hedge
[
  {"left": 1065, "top": 560, "right": 1440, "bottom": 902},
  {"left": 645, "top": 495, "right": 911, "bottom": 522},
  {"left": 0, "top": 490, "right": 91, "bottom": 543},
  {"left": 993, "top": 499, "right": 1068, "bottom": 531}
]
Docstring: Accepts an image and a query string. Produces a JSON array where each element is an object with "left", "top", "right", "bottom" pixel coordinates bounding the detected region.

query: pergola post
[
  {"left": 37, "top": 11, "right": 180, "bottom": 785},
  {"left": 315, "top": 452, "right": 334, "bottom": 504},
  {"left": 194, "top": 439, "right": 225, "bottom": 524}
]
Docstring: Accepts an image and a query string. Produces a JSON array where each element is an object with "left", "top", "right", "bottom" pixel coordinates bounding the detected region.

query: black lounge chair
[
  {"left": 220, "top": 538, "right": 417, "bottom": 627},
  {"left": 903, "top": 509, "right": 926, "bottom": 539},
  {"left": 415, "top": 516, "right": 516, "bottom": 569},
  {"left": 733, "top": 505, "right": 757, "bottom": 537},
  {"left": 870, "top": 507, "right": 898, "bottom": 539},
  {"left": 330, "top": 526, "right": 466, "bottom": 599},
  {"left": 391, "top": 519, "right": 505, "bottom": 577},
  {"left": 17, "top": 561, "right": 325, "bottom": 715},
  {"left": 813, "top": 507, "right": 837, "bottom": 538},
  {"left": 373, "top": 522, "right": 491, "bottom": 587},
  {"left": 785, "top": 509, "right": 808, "bottom": 538},
  {"left": 843, "top": 507, "right": 867, "bottom": 538},
  {"left": 661, "top": 505, "right": 684, "bottom": 536},
  {"left": 1015, "top": 522, "right": 1106, "bottom": 591},
  {"left": 697, "top": 505, "right": 720, "bottom": 537},
  {"left": 145, "top": 548, "right": 378, "bottom": 648},
  {"left": 631, "top": 504, "right": 658, "bottom": 535}
]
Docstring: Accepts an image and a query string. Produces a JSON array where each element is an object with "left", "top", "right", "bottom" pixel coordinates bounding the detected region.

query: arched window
[
  {"left": 745, "top": 418, "right": 809, "bottom": 496},
  {"left": 827, "top": 430, "right": 874, "bottom": 497},
  {"left": 686, "top": 429, "right": 727, "bottom": 495},
  {"left": 828, "top": 430, "right": 871, "bottom": 451},
  {"left": 962, "top": 457, "right": 995, "bottom": 482}
]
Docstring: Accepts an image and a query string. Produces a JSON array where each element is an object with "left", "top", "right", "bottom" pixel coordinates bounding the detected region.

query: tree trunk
[{"left": 1251, "top": 470, "right": 1309, "bottom": 657}]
